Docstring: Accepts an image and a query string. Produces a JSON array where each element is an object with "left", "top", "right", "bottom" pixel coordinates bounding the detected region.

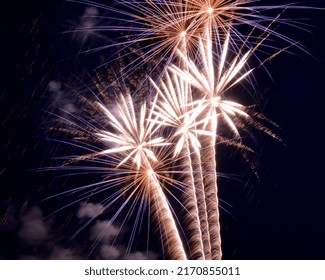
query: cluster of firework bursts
[{"left": 55, "top": 0, "right": 311, "bottom": 259}]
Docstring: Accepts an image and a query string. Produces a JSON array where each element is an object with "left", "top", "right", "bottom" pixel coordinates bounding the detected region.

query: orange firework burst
[{"left": 68, "top": 0, "right": 307, "bottom": 76}]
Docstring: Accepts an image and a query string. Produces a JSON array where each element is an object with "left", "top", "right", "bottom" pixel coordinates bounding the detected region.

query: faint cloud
[
  {"left": 47, "top": 79, "right": 79, "bottom": 117},
  {"left": 99, "top": 244, "right": 121, "bottom": 259},
  {"left": 77, "top": 202, "right": 105, "bottom": 219},
  {"left": 125, "top": 251, "right": 158, "bottom": 260},
  {"left": 72, "top": 6, "right": 101, "bottom": 44},
  {"left": 49, "top": 246, "right": 79, "bottom": 260},
  {"left": 63, "top": 103, "right": 77, "bottom": 113},
  {"left": 18, "top": 207, "right": 49, "bottom": 245},
  {"left": 48, "top": 80, "right": 62, "bottom": 92},
  {"left": 84, "top": 7, "right": 99, "bottom": 17},
  {"left": 90, "top": 220, "right": 119, "bottom": 243}
]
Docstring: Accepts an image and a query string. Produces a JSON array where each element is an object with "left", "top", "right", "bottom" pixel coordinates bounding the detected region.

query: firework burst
[
  {"left": 51, "top": 90, "right": 191, "bottom": 259},
  {"left": 67, "top": 0, "right": 309, "bottom": 77},
  {"left": 49, "top": 0, "right": 322, "bottom": 260},
  {"left": 93, "top": 94, "right": 188, "bottom": 259}
]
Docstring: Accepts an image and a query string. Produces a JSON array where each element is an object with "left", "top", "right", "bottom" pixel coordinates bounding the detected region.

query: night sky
[{"left": 1, "top": 0, "right": 325, "bottom": 260}]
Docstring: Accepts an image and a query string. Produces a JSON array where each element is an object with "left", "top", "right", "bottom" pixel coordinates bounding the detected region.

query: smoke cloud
[{"left": 18, "top": 207, "right": 49, "bottom": 245}]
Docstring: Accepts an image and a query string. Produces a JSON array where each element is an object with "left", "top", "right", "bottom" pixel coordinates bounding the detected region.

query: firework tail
[
  {"left": 200, "top": 114, "right": 222, "bottom": 260},
  {"left": 179, "top": 38, "right": 213, "bottom": 260},
  {"left": 147, "top": 166, "right": 187, "bottom": 260},
  {"left": 181, "top": 28, "right": 222, "bottom": 259},
  {"left": 189, "top": 144, "right": 212, "bottom": 259},
  {"left": 177, "top": 139, "right": 205, "bottom": 259},
  {"left": 150, "top": 69, "right": 205, "bottom": 259},
  {"left": 178, "top": 38, "right": 206, "bottom": 260}
]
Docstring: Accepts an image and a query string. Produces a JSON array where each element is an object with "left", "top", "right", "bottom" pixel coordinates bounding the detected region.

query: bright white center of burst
[
  {"left": 207, "top": 7, "right": 214, "bottom": 14},
  {"left": 180, "top": 31, "right": 186, "bottom": 37},
  {"left": 137, "top": 142, "right": 146, "bottom": 149},
  {"left": 147, "top": 169, "right": 153, "bottom": 176}
]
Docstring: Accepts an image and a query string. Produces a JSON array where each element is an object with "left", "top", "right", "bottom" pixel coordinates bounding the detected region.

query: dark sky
[{"left": 1, "top": 0, "right": 325, "bottom": 260}]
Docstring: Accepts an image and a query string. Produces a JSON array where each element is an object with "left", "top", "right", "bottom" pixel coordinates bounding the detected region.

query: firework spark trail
[
  {"left": 199, "top": 117, "right": 221, "bottom": 259},
  {"left": 190, "top": 137, "right": 212, "bottom": 259},
  {"left": 178, "top": 35, "right": 212, "bottom": 259},
  {"left": 150, "top": 70, "right": 206, "bottom": 259},
  {"left": 149, "top": 29, "right": 212, "bottom": 259},
  {"left": 148, "top": 166, "right": 187, "bottom": 260},
  {"left": 169, "top": 25, "right": 255, "bottom": 259}
]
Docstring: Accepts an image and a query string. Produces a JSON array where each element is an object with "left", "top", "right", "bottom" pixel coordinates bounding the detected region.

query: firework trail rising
[
  {"left": 150, "top": 70, "right": 207, "bottom": 259},
  {"left": 168, "top": 25, "right": 254, "bottom": 259}
]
